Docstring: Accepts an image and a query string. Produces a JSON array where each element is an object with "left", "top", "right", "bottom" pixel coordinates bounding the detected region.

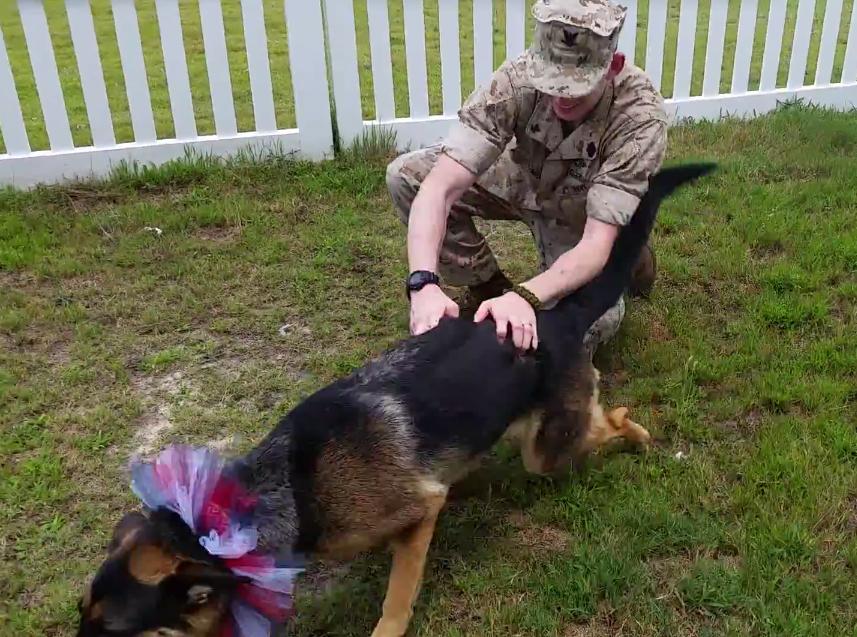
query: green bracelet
[{"left": 509, "top": 284, "right": 543, "bottom": 311}]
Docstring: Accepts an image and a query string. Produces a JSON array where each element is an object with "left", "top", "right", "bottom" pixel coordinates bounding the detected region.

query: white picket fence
[{"left": 1, "top": 0, "right": 857, "bottom": 188}]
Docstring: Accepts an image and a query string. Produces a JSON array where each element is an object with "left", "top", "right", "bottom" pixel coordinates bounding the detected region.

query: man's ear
[
  {"left": 108, "top": 511, "right": 149, "bottom": 553},
  {"left": 609, "top": 52, "right": 626, "bottom": 76}
]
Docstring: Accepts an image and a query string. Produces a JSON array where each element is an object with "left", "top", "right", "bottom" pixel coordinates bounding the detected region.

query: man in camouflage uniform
[{"left": 388, "top": 0, "right": 667, "bottom": 355}]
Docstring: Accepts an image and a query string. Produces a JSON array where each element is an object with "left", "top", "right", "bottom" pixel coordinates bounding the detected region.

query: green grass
[
  {"left": 1, "top": 105, "right": 856, "bottom": 636},
  {"left": 2, "top": 0, "right": 856, "bottom": 153}
]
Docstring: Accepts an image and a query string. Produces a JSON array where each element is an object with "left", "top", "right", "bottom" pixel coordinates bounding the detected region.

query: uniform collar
[{"left": 525, "top": 79, "right": 614, "bottom": 159}]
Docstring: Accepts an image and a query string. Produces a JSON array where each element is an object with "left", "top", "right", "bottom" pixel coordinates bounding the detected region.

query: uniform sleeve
[
  {"left": 441, "top": 66, "right": 520, "bottom": 177},
  {"left": 587, "top": 118, "right": 667, "bottom": 226}
]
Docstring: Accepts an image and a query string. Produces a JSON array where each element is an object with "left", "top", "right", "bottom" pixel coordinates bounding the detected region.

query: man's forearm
[
  {"left": 523, "top": 240, "right": 611, "bottom": 304},
  {"left": 407, "top": 187, "right": 450, "bottom": 273}
]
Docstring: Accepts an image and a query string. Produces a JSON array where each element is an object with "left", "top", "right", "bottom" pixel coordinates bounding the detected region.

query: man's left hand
[{"left": 473, "top": 292, "right": 539, "bottom": 351}]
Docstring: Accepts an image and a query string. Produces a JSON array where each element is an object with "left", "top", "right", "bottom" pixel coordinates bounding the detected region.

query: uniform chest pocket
[
  {"left": 559, "top": 158, "right": 592, "bottom": 195},
  {"left": 550, "top": 155, "right": 598, "bottom": 227}
]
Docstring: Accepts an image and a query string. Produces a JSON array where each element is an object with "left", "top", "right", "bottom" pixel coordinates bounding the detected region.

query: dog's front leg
[{"left": 370, "top": 492, "right": 446, "bottom": 637}]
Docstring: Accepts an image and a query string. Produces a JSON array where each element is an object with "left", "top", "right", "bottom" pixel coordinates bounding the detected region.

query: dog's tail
[
  {"left": 547, "top": 162, "right": 717, "bottom": 337},
  {"left": 530, "top": 163, "right": 716, "bottom": 474}
]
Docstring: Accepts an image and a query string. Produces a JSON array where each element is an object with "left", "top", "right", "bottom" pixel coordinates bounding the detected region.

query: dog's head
[{"left": 77, "top": 509, "right": 246, "bottom": 637}]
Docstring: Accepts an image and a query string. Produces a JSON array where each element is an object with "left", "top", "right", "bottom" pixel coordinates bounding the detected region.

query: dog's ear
[
  {"left": 125, "top": 540, "right": 249, "bottom": 592},
  {"left": 108, "top": 511, "right": 149, "bottom": 553},
  {"left": 127, "top": 542, "right": 182, "bottom": 585},
  {"left": 176, "top": 560, "right": 251, "bottom": 590}
]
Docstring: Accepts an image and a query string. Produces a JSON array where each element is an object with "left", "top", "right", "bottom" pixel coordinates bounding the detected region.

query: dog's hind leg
[
  {"left": 582, "top": 406, "right": 651, "bottom": 454},
  {"left": 370, "top": 485, "right": 447, "bottom": 637}
]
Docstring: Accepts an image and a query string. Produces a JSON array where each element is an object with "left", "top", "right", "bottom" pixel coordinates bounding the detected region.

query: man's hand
[
  {"left": 410, "top": 285, "right": 460, "bottom": 335},
  {"left": 473, "top": 292, "right": 538, "bottom": 350}
]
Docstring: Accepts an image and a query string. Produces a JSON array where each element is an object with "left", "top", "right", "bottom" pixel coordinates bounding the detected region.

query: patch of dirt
[
  {"left": 507, "top": 511, "right": 571, "bottom": 554},
  {"left": 648, "top": 316, "right": 673, "bottom": 342},
  {"left": 599, "top": 368, "right": 629, "bottom": 390},
  {"left": 194, "top": 226, "right": 242, "bottom": 243},
  {"left": 130, "top": 370, "right": 191, "bottom": 455},
  {"left": 711, "top": 407, "right": 764, "bottom": 437},
  {"left": 845, "top": 495, "right": 857, "bottom": 535},
  {"left": 750, "top": 240, "right": 785, "bottom": 260},
  {"left": 209, "top": 433, "right": 241, "bottom": 454},
  {"left": 299, "top": 561, "right": 351, "bottom": 597},
  {"left": 562, "top": 603, "right": 618, "bottom": 637},
  {"left": 646, "top": 552, "right": 741, "bottom": 600},
  {"left": 46, "top": 339, "right": 72, "bottom": 367},
  {"left": 647, "top": 554, "right": 694, "bottom": 587}
]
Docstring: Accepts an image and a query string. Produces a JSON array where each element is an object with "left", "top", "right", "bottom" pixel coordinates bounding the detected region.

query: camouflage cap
[{"left": 524, "top": 0, "right": 626, "bottom": 98}]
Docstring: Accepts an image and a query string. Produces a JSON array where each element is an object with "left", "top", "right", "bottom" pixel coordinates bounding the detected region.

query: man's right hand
[{"left": 409, "top": 284, "right": 459, "bottom": 335}]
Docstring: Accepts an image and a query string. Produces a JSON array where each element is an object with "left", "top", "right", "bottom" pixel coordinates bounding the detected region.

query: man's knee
[{"left": 385, "top": 147, "right": 438, "bottom": 223}]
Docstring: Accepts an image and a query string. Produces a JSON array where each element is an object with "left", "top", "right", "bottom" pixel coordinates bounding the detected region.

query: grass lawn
[
  {"left": 1, "top": 105, "right": 856, "bottom": 636},
  {"left": 2, "top": 0, "right": 856, "bottom": 153}
]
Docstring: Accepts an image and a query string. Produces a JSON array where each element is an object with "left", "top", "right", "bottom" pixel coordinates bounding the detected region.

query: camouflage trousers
[{"left": 386, "top": 144, "right": 625, "bottom": 352}]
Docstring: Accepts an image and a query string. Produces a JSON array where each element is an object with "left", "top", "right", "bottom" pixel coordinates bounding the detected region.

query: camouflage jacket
[{"left": 441, "top": 56, "right": 668, "bottom": 226}]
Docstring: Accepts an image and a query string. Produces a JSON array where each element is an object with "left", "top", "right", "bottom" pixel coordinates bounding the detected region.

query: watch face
[{"left": 407, "top": 271, "right": 438, "bottom": 292}]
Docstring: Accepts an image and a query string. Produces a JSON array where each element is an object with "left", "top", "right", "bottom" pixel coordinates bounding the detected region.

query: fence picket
[
  {"left": 66, "top": 0, "right": 115, "bottom": 147},
  {"left": 18, "top": 0, "right": 74, "bottom": 150},
  {"left": 367, "top": 0, "right": 396, "bottom": 121},
  {"left": 474, "top": 0, "right": 494, "bottom": 88},
  {"left": 645, "top": 0, "right": 668, "bottom": 91},
  {"left": 403, "top": 0, "right": 429, "bottom": 118},
  {"left": 284, "top": 0, "right": 333, "bottom": 158},
  {"left": 199, "top": 0, "right": 237, "bottom": 136},
  {"left": 506, "top": 0, "right": 526, "bottom": 60},
  {"left": 439, "top": 0, "right": 462, "bottom": 115},
  {"left": 0, "top": 24, "right": 30, "bottom": 155},
  {"left": 240, "top": 0, "right": 276, "bottom": 131},
  {"left": 760, "top": 0, "right": 787, "bottom": 89},
  {"left": 788, "top": 0, "right": 817, "bottom": 88},
  {"left": 702, "top": 0, "right": 729, "bottom": 96},
  {"left": 154, "top": 0, "right": 196, "bottom": 139},
  {"left": 618, "top": 0, "right": 637, "bottom": 65},
  {"left": 112, "top": 0, "right": 156, "bottom": 142},
  {"left": 673, "top": 0, "right": 698, "bottom": 98},
  {"left": 815, "top": 0, "right": 843, "bottom": 85},
  {"left": 731, "top": 0, "right": 759, "bottom": 93},
  {"left": 324, "top": 0, "right": 363, "bottom": 145},
  {"left": 845, "top": 0, "right": 857, "bottom": 81}
]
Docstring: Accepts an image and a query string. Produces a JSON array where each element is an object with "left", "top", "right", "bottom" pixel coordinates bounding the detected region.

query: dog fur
[{"left": 76, "top": 163, "right": 715, "bottom": 637}]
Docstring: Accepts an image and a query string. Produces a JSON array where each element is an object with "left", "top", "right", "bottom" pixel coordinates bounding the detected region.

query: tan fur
[
  {"left": 128, "top": 544, "right": 179, "bottom": 585},
  {"left": 504, "top": 364, "right": 651, "bottom": 475},
  {"left": 370, "top": 489, "right": 447, "bottom": 637},
  {"left": 182, "top": 598, "right": 230, "bottom": 637},
  {"left": 506, "top": 409, "right": 548, "bottom": 474},
  {"left": 313, "top": 426, "right": 429, "bottom": 561}
]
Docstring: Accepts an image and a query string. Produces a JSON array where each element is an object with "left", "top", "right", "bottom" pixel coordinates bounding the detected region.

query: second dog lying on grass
[{"left": 76, "top": 163, "right": 715, "bottom": 637}]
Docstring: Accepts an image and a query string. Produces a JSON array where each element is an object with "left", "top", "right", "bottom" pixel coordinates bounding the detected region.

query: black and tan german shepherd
[{"left": 76, "top": 163, "right": 715, "bottom": 637}]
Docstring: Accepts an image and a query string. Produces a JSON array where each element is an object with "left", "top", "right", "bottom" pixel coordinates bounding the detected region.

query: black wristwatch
[{"left": 406, "top": 270, "right": 440, "bottom": 299}]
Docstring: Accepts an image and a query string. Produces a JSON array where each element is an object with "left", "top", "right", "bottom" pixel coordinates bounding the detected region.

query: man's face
[
  {"left": 549, "top": 52, "right": 624, "bottom": 123},
  {"left": 550, "top": 77, "right": 608, "bottom": 123}
]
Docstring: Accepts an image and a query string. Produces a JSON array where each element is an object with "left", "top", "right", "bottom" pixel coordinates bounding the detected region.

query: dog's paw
[
  {"left": 607, "top": 407, "right": 652, "bottom": 448},
  {"left": 370, "top": 618, "right": 409, "bottom": 637}
]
